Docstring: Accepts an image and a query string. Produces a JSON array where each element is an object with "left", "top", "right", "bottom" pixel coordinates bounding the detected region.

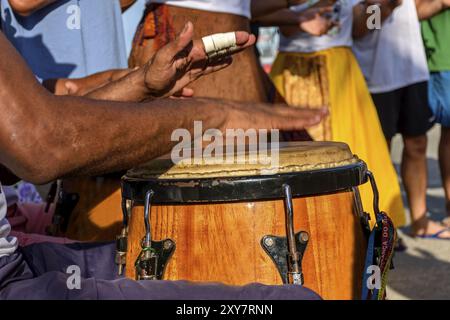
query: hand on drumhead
[
  {"left": 143, "top": 21, "right": 256, "bottom": 98},
  {"left": 222, "top": 103, "right": 328, "bottom": 131}
]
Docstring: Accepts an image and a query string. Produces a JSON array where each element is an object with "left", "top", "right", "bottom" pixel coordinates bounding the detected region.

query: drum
[
  {"left": 120, "top": 142, "right": 374, "bottom": 300},
  {"left": 63, "top": 175, "right": 124, "bottom": 241}
]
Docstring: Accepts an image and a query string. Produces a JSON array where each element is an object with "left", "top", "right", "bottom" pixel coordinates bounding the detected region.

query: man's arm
[
  {"left": 251, "top": 0, "right": 334, "bottom": 18},
  {"left": 120, "top": 0, "right": 136, "bottom": 12},
  {"left": 353, "top": 0, "right": 402, "bottom": 39},
  {"left": 257, "top": 6, "right": 335, "bottom": 36},
  {"left": 43, "top": 69, "right": 135, "bottom": 96},
  {"left": 415, "top": 0, "right": 449, "bottom": 20},
  {"left": 0, "top": 31, "right": 326, "bottom": 184},
  {"left": 8, "top": 0, "right": 57, "bottom": 16}
]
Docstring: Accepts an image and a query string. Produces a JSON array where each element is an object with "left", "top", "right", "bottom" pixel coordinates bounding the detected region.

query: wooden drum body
[{"left": 120, "top": 142, "right": 372, "bottom": 300}]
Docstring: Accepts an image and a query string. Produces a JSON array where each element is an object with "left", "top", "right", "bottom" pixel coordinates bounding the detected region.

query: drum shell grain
[{"left": 126, "top": 190, "right": 367, "bottom": 300}]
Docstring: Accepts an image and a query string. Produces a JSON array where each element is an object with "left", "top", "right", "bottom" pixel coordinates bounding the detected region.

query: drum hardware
[
  {"left": 46, "top": 180, "right": 79, "bottom": 236},
  {"left": 115, "top": 198, "right": 132, "bottom": 276},
  {"left": 361, "top": 170, "right": 397, "bottom": 300},
  {"left": 261, "top": 184, "right": 309, "bottom": 285},
  {"left": 134, "top": 190, "right": 175, "bottom": 280},
  {"left": 44, "top": 180, "right": 58, "bottom": 213},
  {"left": 352, "top": 187, "right": 372, "bottom": 235}
]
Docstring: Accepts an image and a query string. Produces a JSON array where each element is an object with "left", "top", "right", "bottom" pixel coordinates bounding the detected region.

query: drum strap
[{"left": 361, "top": 212, "right": 397, "bottom": 300}]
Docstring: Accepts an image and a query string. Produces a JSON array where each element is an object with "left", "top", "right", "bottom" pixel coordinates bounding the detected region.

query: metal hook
[
  {"left": 366, "top": 171, "right": 381, "bottom": 216},
  {"left": 144, "top": 190, "right": 155, "bottom": 246},
  {"left": 282, "top": 184, "right": 302, "bottom": 285}
]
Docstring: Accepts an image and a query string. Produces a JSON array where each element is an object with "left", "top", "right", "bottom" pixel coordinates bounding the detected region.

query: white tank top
[
  {"left": 149, "top": 0, "right": 251, "bottom": 18},
  {"left": 0, "top": 183, "right": 18, "bottom": 257}
]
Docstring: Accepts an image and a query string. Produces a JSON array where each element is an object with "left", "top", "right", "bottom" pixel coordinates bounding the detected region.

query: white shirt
[
  {"left": 352, "top": 0, "right": 429, "bottom": 93},
  {"left": 149, "top": 0, "right": 251, "bottom": 18},
  {"left": 279, "top": 0, "right": 361, "bottom": 53},
  {"left": 0, "top": 183, "right": 18, "bottom": 257}
]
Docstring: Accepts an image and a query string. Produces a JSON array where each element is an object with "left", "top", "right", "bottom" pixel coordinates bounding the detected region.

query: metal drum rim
[{"left": 121, "top": 160, "right": 368, "bottom": 204}]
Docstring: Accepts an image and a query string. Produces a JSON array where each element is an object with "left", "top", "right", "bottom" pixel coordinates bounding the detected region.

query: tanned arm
[
  {"left": 262, "top": 6, "right": 335, "bottom": 36},
  {"left": 0, "top": 31, "right": 326, "bottom": 184},
  {"left": 352, "top": 0, "right": 402, "bottom": 39},
  {"left": 415, "top": 0, "right": 449, "bottom": 20},
  {"left": 251, "top": 0, "right": 334, "bottom": 18},
  {"left": 7, "top": 0, "right": 57, "bottom": 16},
  {"left": 120, "top": 0, "right": 137, "bottom": 12}
]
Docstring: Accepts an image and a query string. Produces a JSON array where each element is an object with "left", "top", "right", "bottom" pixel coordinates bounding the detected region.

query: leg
[
  {"left": 439, "top": 127, "right": 450, "bottom": 217},
  {"left": 402, "top": 135, "right": 450, "bottom": 237},
  {"left": 401, "top": 82, "right": 450, "bottom": 237},
  {"left": 0, "top": 242, "right": 322, "bottom": 300},
  {"left": 428, "top": 72, "right": 450, "bottom": 226}
]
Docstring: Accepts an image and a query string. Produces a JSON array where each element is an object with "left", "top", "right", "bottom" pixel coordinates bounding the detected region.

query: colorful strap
[{"left": 361, "top": 212, "right": 397, "bottom": 300}]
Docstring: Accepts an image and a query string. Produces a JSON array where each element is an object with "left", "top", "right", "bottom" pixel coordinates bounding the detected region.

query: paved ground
[{"left": 387, "top": 125, "right": 450, "bottom": 300}]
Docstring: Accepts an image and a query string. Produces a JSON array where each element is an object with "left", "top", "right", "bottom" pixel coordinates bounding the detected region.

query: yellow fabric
[{"left": 270, "top": 47, "right": 406, "bottom": 227}]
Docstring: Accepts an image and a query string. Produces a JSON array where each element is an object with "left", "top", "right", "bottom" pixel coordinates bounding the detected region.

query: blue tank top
[{"left": 0, "top": 0, "right": 128, "bottom": 80}]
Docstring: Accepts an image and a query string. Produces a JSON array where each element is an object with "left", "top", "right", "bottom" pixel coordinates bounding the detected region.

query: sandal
[
  {"left": 441, "top": 216, "right": 450, "bottom": 228},
  {"left": 414, "top": 228, "right": 450, "bottom": 240}
]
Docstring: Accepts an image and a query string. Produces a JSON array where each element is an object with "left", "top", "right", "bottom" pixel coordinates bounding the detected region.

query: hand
[
  {"left": 222, "top": 101, "right": 328, "bottom": 132},
  {"left": 288, "top": 0, "right": 337, "bottom": 7},
  {"left": 144, "top": 22, "right": 256, "bottom": 98},
  {"left": 298, "top": 6, "right": 337, "bottom": 36},
  {"left": 44, "top": 69, "right": 135, "bottom": 96},
  {"left": 366, "top": 0, "right": 402, "bottom": 10}
]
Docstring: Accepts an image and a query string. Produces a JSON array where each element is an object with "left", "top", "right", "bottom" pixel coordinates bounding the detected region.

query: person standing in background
[
  {"left": 418, "top": 0, "right": 450, "bottom": 228},
  {"left": 269, "top": 0, "right": 406, "bottom": 228},
  {"left": 1, "top": 0, "right": 134, "bottom": 94},
  {"left": 353, "top": 0, "right": 450, "bottom": 240}
]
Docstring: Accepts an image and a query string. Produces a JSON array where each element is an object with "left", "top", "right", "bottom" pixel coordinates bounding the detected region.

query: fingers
[
  {"left": 181, "top": 87, "right": 194, "bottom": 97},
  {"left": 176, "top": 21, "right": 194, "bottom": 52},
  {"left": 64, "top": 81, "right": 81, "bottom": 96},
  {"left": 274, "top": 108, "right": 328, "bottom": 130},
  {"left": 272, "top": 107, "right": 328, "bottom": 130},
  {"left": 192, "top": 31, "right": 256, "bottom": 62},
  {"left": 157, "top": 21, "right": 195, "bottom": 65},
  {"left": 234, "top": 31, "right": 257, "bottom": 48}
]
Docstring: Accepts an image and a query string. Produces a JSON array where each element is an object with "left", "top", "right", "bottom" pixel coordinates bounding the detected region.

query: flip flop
[
  {"left": 414, "top": 228, "right": 450, "bottom": 240},
  {"left": 441, "top": 217, "right": 450, "bottom": 228}
]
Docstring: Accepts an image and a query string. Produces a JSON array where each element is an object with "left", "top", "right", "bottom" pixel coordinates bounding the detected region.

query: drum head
[{"left": 122, "top": 142, "right": 368, "bottom": 204}]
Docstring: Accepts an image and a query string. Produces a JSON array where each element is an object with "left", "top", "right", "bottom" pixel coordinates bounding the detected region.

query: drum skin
[{"left": 126, "top": 190, "right": 367, "bottom": 300}]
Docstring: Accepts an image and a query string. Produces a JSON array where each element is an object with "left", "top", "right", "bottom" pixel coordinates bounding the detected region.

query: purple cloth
[{"left": 0, "top": 242, "right": 321, "bottom": 300}]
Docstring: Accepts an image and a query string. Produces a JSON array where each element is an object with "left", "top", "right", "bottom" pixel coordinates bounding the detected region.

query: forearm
[
  {"left": 8, "top": 0, "right": 57, "bottom": 16},
  {"left": 0, "top": 32, "right": 221, "bottom": 183},
  {"left": 120, "top": 0, "right": 136, "bottom": 11},
  {"left": 6, "top": 96, "right": 226, "bottom": 183},
  {"left": 44, "top": 69, "right": 134, "bottom": 96},
  {"left": 416, "top": 0, "right": 447, "bottom": 20},
  {"left": 253, "top": 8, "right": 301, "bottom": 26},
  {"left": 353, "top": 2, "right": 397, "bottom": 39},
  {"left": 252, "top": 0, "right": 293, "bottom": 19},
  {"left": 85, "top": 67, "right": 152, "bottom": 102}
]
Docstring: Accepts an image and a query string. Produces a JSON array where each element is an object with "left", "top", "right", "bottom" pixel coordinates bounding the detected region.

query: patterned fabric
[
  {"left": 129, "top": 3, "right": 175, "bottom": 67},
  {"left": 270, "top": 47, "right": 406, "bottom": 228}
]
